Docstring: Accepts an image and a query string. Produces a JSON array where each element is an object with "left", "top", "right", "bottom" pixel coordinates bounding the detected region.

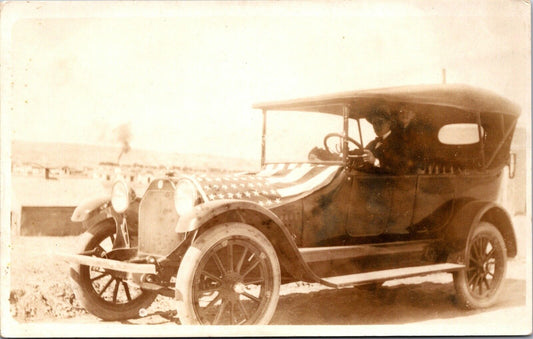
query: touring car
[{"left": 60, "top": 84, "right": 520, "bottom": 325}]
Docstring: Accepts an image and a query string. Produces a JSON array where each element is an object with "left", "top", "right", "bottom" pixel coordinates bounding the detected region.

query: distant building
[
  {"left": 138, "top": 172, "right": 155, "bottom": 184},
  {"left": 31, "top": 165, "right": 44, "bottom": 176},
  {"left": 11, "top": 176, "right": 108, "bottom": 236}
]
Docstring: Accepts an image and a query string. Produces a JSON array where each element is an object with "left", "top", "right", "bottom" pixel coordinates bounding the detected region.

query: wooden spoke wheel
[
  {"left": 69, "top": 220, "right": 156, "bottom": 320},
  {"left": 176, "top": 223, "right": 280, "bottom": 325},
  {"left": 453, "top": 222, "right": 507, "bottom": 309}
]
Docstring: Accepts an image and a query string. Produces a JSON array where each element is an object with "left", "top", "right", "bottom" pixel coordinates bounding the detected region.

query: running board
[{"left": 322, "top": 263, "right": 465, "bottom": 288}]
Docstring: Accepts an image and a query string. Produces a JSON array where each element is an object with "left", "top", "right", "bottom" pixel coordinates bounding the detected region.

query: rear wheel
[
  {"left": 176, "top": 223, "right": 281, "bottom": 325},
  {"left": 453, "top": 222, "right": 507, "bottom": 309},
  {"left": 69, "top": 219, "right": 157, "bottom": 320}
]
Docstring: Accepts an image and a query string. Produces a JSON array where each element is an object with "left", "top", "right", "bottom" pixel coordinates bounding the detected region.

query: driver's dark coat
[{"left": 365, "top": 131, "right": 408, "bottom": 174}]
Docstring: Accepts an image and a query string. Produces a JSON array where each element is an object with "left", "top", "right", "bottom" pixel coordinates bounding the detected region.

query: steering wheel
[{"left": 323, "top": 133, "right": 363, "bottom": 154}]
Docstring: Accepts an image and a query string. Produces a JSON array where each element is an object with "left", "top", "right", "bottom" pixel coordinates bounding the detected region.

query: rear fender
[
  {"left": 443, "top": 200, "right": 517, "bottom": 262},
  {"left": 176, "top": 199, "right": 324, "bottom": 283}
]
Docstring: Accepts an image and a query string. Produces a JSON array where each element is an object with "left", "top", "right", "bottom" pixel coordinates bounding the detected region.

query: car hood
[{"left": 190, "top": 163, "right": 342, "bottom": 208}]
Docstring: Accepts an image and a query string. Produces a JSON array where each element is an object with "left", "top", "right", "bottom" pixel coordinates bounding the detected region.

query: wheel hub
[
  {"left": 483, "top": 261, "right": 495, "bottom": 274},
  {"left": 233, "top": 282, "right": 245, "bottom": 294},
  {"left": 219, "top": 273, "right": 244, "bottom": 299}
]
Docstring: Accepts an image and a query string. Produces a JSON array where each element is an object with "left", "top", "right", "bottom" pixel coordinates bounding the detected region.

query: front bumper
[{"left": 56, "top": 252, "right": 157, "bottom": 274}]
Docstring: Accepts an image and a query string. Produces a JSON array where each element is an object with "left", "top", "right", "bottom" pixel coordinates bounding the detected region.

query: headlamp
[
  {"left": 111, "top": 179, "right": 129, "bottom": 213},
  {"left": 174, "top": 179, "right": 198, "bottom": 215}
]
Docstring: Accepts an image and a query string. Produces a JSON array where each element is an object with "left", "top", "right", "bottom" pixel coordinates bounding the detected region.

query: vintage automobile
[{"left": 60, "top": 84, "right": 520, "bottom": 325}]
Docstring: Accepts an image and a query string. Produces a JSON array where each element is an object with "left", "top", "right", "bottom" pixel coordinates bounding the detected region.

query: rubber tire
[
  {"left": 453, "top": 222, "right": 507, "bottom": 309},
  {"left": 176, "top": 223, "right": 281, "bottom": 325},
  {"left": 69, "top": 219, "right": 157, "bottom": 321}
]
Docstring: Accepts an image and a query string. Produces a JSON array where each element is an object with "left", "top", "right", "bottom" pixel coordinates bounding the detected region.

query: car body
[{"left": 61, "top": 83, "right": 520, "bottom": 325}]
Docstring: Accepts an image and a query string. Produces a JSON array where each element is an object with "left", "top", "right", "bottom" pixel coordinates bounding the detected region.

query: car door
[
  {"left": 384, "top": 175, "right": 417, "bottom": 234},
  {"left": 346, "top": 172, "right": 418, "bottom": 237},
  {"left": 346, "top": 172, "right": 393, "bottom": 237}
]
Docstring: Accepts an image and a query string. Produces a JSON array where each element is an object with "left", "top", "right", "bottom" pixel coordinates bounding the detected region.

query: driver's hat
[{"left": 367, "top": 105, "right": 391, "bottom": 124}]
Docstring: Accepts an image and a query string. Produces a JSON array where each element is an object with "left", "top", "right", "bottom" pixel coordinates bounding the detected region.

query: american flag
[{"left": 193, "top": 163, "right": 342, "bottom": 208}]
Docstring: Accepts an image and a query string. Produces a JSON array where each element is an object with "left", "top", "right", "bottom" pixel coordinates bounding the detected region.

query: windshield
[{"left": 264, "top": 110, "right": 373, "bottom": 163}]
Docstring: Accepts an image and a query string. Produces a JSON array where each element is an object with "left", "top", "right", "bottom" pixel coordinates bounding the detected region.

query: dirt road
[{"left": 4, "top": 216, "right": 531, "bottom": 336}]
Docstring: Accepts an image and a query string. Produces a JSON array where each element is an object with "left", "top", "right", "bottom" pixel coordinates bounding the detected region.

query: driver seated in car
[{"left": 362, "top": 106, "right": 406, "bottom": 174}]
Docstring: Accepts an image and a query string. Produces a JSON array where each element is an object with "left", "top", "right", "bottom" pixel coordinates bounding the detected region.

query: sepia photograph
[{"left": 1, "top": 0, "right": 531, "bottom": 336}]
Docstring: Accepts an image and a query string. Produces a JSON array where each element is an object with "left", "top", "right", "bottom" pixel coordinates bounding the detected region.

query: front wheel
[
  {"left": 176, "top": 223, "right": 281, "bottom": 325},
  {"left": 453, "top": 222, "right": 507, "bottom": 309},
  {"left": 69, "top": 219, "right": 157, "bottom": 320}
]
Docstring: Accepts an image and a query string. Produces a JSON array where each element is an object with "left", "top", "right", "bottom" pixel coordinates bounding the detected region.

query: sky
[{"left": 1, "top": 0, "right": 530, "bottom": 161}]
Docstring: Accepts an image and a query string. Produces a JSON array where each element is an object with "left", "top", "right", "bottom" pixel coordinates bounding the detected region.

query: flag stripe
[
  {"left": 257, "top": 163, "right": 286, "bottom": 177},
  {"left": 270, "top": 165, "right": 327, "bottom": 188},
  {"left": 276, "top": 165, "right": 341, "bottom": 197},
  {"left": 266, "top": 163, "right": 313, "bottom": 184}
]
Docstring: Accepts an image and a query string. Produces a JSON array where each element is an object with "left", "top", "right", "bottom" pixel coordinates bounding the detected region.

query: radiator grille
[{"left": 138, "top": 180, "right": 184, "bottom": 256}]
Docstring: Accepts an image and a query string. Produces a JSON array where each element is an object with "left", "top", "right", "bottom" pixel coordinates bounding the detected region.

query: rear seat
[{"left": 423, "top": 162, "right": 464, "bottom": 174}]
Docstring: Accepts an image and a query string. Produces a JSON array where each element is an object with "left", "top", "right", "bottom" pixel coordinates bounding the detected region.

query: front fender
[
  {"left": 71, "top": 195, "right": 111, "bottom": 223},
  {"left": 176, "top": 199, "right": 285, "bottom": 233},
  {"left": 176, "top": 199, "right": 329, "bottom": 284}
]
